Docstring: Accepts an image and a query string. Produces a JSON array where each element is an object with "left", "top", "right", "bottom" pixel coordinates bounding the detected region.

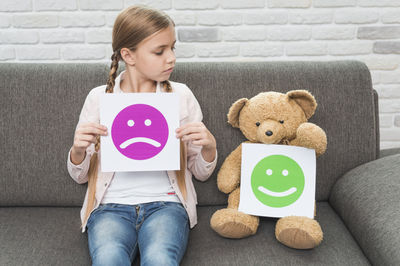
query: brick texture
[{"left": 0, "top": 0, "right": 399, "bottom": 148}]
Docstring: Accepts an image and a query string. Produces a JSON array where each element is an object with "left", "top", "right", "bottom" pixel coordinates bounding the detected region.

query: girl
[{"left": 67, "top": 5, "right": 217, "bottom": 266}]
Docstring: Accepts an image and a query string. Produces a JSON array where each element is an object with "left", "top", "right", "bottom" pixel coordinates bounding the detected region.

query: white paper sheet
[
  {"left": 238, "top": 143, "right": 316, "bottom": 219},
  {"left": 100, "top": 93, "right": 180, "bottom": 172}
]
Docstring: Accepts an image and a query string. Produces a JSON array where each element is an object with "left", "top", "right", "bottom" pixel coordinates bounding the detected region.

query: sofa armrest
[
  {"left": 379, "top": 148, "right": 400, "bottom": 158},
  {"left": 329, "top": 154, "right": 400, "bottom": 266}
]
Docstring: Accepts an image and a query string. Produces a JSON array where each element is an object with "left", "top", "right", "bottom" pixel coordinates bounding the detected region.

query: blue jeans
[{"left": 86, "top": 201, "right": 189, "bottom": 266}]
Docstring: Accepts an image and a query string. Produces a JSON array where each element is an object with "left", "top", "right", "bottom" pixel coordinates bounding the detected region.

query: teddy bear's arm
[
  {"left": 289, "top": 122, "right": 327, "bottom": 157},
  {"left": 217, "top": 143, "right": 243, "bottom": 194}
]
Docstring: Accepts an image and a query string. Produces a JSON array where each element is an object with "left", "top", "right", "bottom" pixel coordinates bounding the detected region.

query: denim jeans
[{"left": 86, "top": 201, "right": 189, "bottom": 266}]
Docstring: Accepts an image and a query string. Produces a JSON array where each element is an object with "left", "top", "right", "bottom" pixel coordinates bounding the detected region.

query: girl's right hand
[{"left": 71, "top": 122, "right": 108, "bottom": 156}]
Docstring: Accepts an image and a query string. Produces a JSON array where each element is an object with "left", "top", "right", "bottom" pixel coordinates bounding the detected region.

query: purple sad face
[{"left": 111, "top": 104, "right": 169, "bottom": 160}]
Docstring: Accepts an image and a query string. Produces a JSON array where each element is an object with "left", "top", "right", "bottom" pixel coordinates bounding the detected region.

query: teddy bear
[{"left": 210, "top": 90, "right": 327, "bottom": 249}]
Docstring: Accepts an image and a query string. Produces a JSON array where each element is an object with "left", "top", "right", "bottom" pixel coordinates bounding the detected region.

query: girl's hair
[{"left": 83, "top": 5, "right": 185, "bottom": 226}]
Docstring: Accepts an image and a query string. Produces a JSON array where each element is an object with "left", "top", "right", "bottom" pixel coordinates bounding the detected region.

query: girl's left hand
[{"left": 176, "top": 122, "right": 217, "bottom": 162}]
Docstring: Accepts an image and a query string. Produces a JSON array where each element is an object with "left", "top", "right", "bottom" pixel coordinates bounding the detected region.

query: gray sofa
[{"left": 1, "top": 61, "right": 399, "bottom": 266}]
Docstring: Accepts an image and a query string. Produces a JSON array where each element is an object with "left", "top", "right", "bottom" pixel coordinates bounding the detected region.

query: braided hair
[
  {"left": 83, "top": 50, "right": 121, "bottom": 225},
  {"left": 162, "top": 80, "right": 187, "bottom": 201}
]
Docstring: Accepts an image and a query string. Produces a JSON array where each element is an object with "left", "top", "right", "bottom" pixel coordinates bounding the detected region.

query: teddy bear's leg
[
  {"left": 210, "top": 188, "right": 259, "bottom": 239},
  {"left": 275, "top": 216, "right": 323, "bottom": 249},
  {"left": 226, "top": 185, "right": 241, "bottom": 209}
]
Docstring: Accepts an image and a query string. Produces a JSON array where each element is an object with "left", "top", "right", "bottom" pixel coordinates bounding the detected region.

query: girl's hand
[
  {"left": 175, "top": 122, "right": 216, "bottom": 162},
  {"left": 71, "top": 122, "right": 107, "bottom": 164}
]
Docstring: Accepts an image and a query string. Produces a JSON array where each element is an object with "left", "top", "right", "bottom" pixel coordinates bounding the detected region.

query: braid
[
  {"left": 93, "top": 51, "right": 119, "bottom": 155},
  {"left": 94, "top": 135, "right": 100, "bottom": 152},
  {"left": 82, "top": 51, "right": 120, "bottom": 228},
  {"left": 162, "top": 80, "right": 173, "bottom": 92},
  {"left": 162, "top": 79, "right": 187, "bottom": 200},
  {"left": 106, "top": 51, "right": 120, "bottom": 94}
]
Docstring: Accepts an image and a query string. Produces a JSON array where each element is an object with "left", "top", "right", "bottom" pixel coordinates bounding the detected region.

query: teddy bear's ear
[
  {"left": 227, "top": 98, "right": 248, "bottom": 128},
  {"left": 287, "top": 90, "right": 317, "bottom": 119}
]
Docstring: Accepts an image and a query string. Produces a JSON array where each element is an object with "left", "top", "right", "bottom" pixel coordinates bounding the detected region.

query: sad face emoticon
[
  {"left": 111, "top": 104, "right": 169, "bottom": 160},
  {"left": 251, "top": 155, "right": 305, "bottom": 208}
]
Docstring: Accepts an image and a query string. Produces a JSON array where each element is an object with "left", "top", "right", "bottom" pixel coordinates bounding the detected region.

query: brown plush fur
[
  {"left": 275, "top": 216, "right": 323, "bottom": 249},
  {"left": 210, "top": 90, "right": 327, "bottom": 249}
]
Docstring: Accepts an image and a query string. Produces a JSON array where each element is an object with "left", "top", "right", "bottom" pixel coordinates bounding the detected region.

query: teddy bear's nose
[{"left": 265, "top": 131, "right": 273, "bottom": 136}]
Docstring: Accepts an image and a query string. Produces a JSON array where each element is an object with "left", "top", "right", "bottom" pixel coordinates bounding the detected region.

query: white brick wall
[{"left": 1, "top": 0, "right": 400, "bottom": 149}]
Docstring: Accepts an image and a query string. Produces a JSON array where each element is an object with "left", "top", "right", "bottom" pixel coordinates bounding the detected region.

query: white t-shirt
[
  {"left": 101, "top": 79, "right": 180, "bottom": 205},
  {"left": 101, "top": 170, "right": 181, "bottom": 205}
]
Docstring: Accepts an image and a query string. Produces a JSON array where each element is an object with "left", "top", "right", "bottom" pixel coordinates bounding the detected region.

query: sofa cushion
[
  {"left": 330, "top": 153, "right": 400, "bottom": 266},
  {"left": 0, "top": 61, "right": 377, "bottom": 207},
  {"left": 0, "top": 64, "right": 108, "bottom": 207},
  {"left": 0, "top": 202, "right": 369, "bottom": 266}
]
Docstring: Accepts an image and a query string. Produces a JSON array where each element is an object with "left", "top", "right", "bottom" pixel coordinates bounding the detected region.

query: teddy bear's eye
[
  {"left": 256, "top": 122, "right": 260, "bottom": 127},
  {"left": 279, "top": 120, "right": 284, "bottom": 124}
]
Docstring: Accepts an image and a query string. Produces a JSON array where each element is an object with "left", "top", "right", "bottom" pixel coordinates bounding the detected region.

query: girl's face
[{"left": 131, "top": 25, "right": 176, "bottom": 82}]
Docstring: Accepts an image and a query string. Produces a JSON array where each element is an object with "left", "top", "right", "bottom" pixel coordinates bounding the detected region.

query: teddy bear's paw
[
  {"left": 275, "top": 216, "right": 323, "bottom": 249},
  {"left": 210, "top": 208, "right": 259, "bottom": 239},
  {"left": 292, "top": 123, "right": 327, "bottom": 156}
]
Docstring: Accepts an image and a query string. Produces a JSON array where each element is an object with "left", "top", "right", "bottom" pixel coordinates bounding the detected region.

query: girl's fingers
[
  {"left": 176, "top": 123, "right": 216, "bottom": 149},
  {"left": 176, "top": 126, "right": 203, "bottom": 138},
  {"left": 74, "top": 123, "right": 107, "bottom": 150},
  {"left": 182, "top": 133, "right": 204, "bottom": 142},
  {"left": 176, "top": 122, "right": 202, "bottom": 131},
  {"left": 82, "top": 122, "right": 107, "bottom": 131},
  {"left": 78, "top": 126, "right": 107, "bottom": 136},
  {"left": 176, "top": 122, "right": 203, "bottom": 133},
  {"left": 77, "top": 134, "right": 97, "bottom": 143},
  {"left": 79, "top": 122, "right": 107, "bottom": 133},
  {"left": 176, "top": 123, "right": 209, "bottom": 138},
  {"left": 74, "top": 140, "right": 92, "bottom": 150},
  {"left": 192, "top": 140, "right": 206, "bottom": 146}
]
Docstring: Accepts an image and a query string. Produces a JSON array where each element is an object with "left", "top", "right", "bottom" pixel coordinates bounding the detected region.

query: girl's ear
[
  {"left": 120, "top": 48, "right": 135, "bottom": 66},
  {"left": 287, "top": 90, "right": 317, "bottom": 119},
  {"left": 227, "top": 98, "right": 248, "bottom": 128}
]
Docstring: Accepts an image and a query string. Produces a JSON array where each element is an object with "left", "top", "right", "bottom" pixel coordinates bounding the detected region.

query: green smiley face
[{"left": 251, "top": 155, "right": 305, "bottom": 208}]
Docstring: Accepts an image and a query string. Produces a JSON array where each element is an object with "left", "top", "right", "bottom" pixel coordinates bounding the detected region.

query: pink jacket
[{"left": 67, "top": 71, "right": 217, "bottom": 232}]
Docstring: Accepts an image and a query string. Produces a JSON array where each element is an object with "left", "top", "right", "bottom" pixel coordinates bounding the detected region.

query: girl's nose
[
  {"left": 166, "top": 50, "right": 176, "bottom": 64},
  {"left": 167, "top": 55, "right": 175, "bottom": 64}
]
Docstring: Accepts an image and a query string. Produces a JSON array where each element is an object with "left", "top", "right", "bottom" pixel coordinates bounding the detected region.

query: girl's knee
[
  {"left": 141, "top": 252, "right": 179, "bottom": 266},
  {"left": 140, "top": 239, "right": 186, "bottom": 266},
  {"left": 91, "top": 244, "right": 132, "bottom": 266}
]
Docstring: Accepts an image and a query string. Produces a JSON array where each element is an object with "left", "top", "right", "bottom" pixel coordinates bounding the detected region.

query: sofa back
[{"left": 0, "top": 61, "right": 378, "bottom": 207}]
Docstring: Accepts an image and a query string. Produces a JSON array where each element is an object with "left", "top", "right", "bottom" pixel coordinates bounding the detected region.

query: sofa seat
[
  {"left": 0, "top": 207, "right": 90, "bottom": 266},
  {"left": 184, "top": 203, "right": 370, "bottom": 265},
  {"left": 0, "top": 202, "right": 370, "bottom": 266}
]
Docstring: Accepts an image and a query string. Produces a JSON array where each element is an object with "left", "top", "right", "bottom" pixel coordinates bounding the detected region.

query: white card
[
  {"left": 100, "top": 93, "right": 180, "bottom": 172},
  {"left": 238, "top": 143, "right": 316, "bottom": 219}
]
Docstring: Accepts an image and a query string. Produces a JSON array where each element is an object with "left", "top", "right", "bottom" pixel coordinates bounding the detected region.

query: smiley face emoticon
[{"left": 251, "top": 155, "right": 305, "bottom": 208}]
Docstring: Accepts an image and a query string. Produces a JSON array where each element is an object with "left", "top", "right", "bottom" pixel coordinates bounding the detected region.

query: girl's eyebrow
[{"left": 155, "top": 40, "right": 176, "bottom": 49}]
